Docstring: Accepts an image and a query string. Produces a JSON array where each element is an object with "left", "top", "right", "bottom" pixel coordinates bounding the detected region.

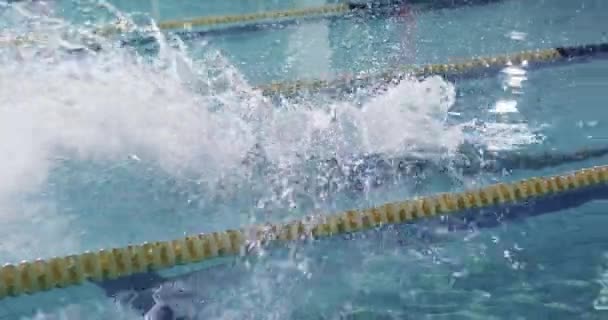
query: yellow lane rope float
[
  {"left": 98, "top": 0, "right": 494, "bottom": 34},
  {"left": 3, "top": 31, "right": 604, "bottom": 97},
  {"left": 256, "top": 42, "right": 608, "bottom": 96},
  {"left": 159, "top": 4, "right": 350, "bottom": 30},
  {"left": 1, "top": 3, "right": 354, "bottom": 44},
  {"left": 3, "top": 25, "right": 607, "bottom": 98},
  {"left": 94, "top": 3, "right": 352, "bottom": 36},
  {"left": 1, "top": 165, "right": 607, "bottom": 299}
]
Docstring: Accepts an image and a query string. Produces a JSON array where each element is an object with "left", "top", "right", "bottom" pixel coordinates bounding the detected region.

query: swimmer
[
  {"left": 239, "top": 141, "right": 608, "bottom": 198},
  {"left": 143, "top": 285, "right": 197, "bottom": 320},
  {"left": 98, "top": 178, "right": 608, "bottom": 319},
  {"left": 95, "top": 144, "right": 608, "bottom": 318}
]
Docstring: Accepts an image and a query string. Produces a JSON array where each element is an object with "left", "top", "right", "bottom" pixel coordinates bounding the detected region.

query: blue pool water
[{"left": 0, "top": 0, "right": 608, "bottom": 318}]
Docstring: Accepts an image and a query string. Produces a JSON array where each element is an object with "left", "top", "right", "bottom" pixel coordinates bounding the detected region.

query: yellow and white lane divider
[{"left": 1, "top": 165, "right": 607, "bottom": 299}]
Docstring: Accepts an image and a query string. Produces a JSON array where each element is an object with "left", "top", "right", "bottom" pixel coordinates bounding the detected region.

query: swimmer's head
[
  {"left": 143, "top": 283, "right": 198, "bottom": 320},
  {"left": 144, "top": 304, "right": 175, "bottom": 320}
]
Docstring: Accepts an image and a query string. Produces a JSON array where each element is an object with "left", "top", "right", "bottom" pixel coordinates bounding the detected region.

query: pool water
[{"left": 0, "top": 0, "right": 608, "bottom": 319}]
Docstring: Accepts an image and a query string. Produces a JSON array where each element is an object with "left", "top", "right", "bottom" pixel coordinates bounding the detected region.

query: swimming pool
[{"left": 1, "top": 0, "right": 608, "bottom": 318}]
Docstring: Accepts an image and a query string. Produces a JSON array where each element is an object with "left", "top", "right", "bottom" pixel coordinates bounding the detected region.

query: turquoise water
[{"left": 0, "top": 0, "right": 608, "bottom": 319}]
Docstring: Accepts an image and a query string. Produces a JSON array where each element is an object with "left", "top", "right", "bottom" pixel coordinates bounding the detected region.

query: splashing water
[{"left": 0, "top": 2, "right": 541, "bottom": 319}]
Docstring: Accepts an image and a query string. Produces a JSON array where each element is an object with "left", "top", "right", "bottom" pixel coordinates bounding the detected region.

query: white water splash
[
  {"left": 0, "top": 4, "right": 542, "bottom": 319},
  {"left": 255, "top": 75, "right": 462, "bottom": 166},
  {"left": 0, "top": 11, "right": 535, "bottom": 251}
]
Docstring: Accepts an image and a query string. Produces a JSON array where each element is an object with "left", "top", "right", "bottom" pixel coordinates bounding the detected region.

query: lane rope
[
  {"left": 3, "top": 29, "right": 607, "bottom": 98},
  {"left": 5, "top": 0, "right": 465, "bottom": 43},
  {"left": 1, "top": 165, "right": 607, "bottom": 299},
  {"left": 95, "top": 3, "right": 353, "bottom": 36},
  {"left": 2, "top": 39, "right": 607, "bottom": 97},
  {"left": 159, "top": 4, "right": 350, "bottom": 31},
  {"left": 97, "top": 0, "right": 497, "bottom": 34},
  {"left": 1, "top": 3, "right": 358, "bottom": 45},
  {"left": 256, "top": 43, "right": 608, "bottom": 96}
]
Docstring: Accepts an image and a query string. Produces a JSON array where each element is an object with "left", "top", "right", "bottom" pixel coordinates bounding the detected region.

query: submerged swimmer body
[
  {"left": 241, "top": 142, "right": 608, "bottom": 201},
  {"left": 7, "top": 6, "right": 607, "bottom": 318},
  {"left": 96, "top": 144, "right": 608, "bottom": 319}
]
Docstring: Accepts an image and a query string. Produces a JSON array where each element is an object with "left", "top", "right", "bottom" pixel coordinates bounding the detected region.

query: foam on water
[
  {"left": 257, "top": 75, "right": 463, "bottom": 166},
  {"left": 0, "top": 3, "right": 541, "bottom": 318}
]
